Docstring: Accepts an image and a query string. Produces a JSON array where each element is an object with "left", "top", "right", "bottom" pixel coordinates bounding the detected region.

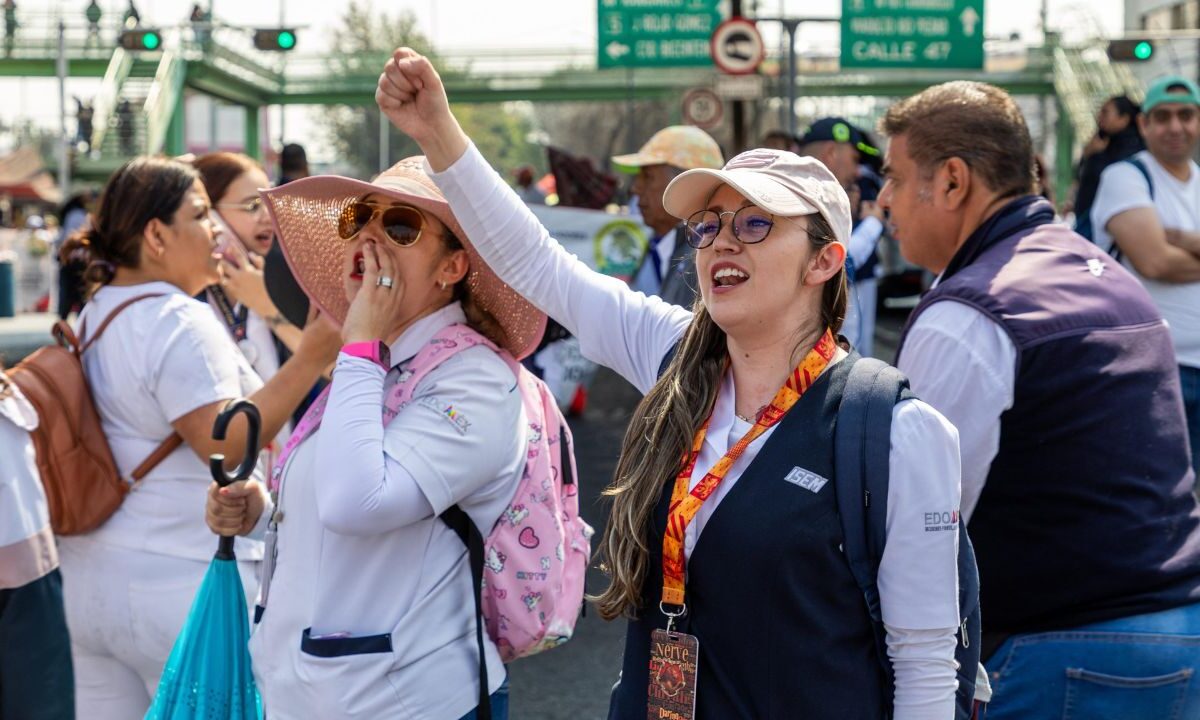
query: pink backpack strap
[
  {"left": 382, "top": 324, "right": 505, "bottom": 423},
  {"left": 270, "top": 383, "right": 333, "bottom": 491}
]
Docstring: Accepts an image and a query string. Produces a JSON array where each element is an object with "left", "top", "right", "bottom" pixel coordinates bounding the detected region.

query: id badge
[
  {"left": 258, "top": 524, "right": 278, "bottom": 610},
  {"left": 647, "top": 628, "right": 699, "bottom": 720}
]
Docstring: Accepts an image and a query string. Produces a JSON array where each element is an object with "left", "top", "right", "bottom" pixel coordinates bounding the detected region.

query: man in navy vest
[
  {"left": 877, "top": 81, "right": 1200, "bottom": 720},
  {"left": 614, "top": 126, "right": 724, "bottom": 309}
]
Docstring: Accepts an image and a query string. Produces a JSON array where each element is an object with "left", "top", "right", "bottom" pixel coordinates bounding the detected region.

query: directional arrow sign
[
  {"left": 841, "top": 0, "right": 985, "bottom": 70},
  {"left": 597, "top": 0, "right": 723, "bottom": 69},
  {"left": 960, "top": 6, "right": 980, "bottom": 37}
]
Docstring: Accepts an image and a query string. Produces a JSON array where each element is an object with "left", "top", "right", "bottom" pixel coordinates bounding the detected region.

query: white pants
[{"left": 59, "top": 536, "right": 258, "bottom": 720}]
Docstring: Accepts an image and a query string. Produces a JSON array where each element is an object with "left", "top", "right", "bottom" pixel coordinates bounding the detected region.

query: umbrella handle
[
  {"left": 209, "top": 399, "right": 261, "bottom": 561},
  {"left": 209, "top": 399, "right": 262, "bottom": 487}
]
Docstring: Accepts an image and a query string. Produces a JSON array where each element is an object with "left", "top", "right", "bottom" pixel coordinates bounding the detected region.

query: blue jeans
[
  {"left": 1181, "top": 365, "right": 1200, "bottom": 477},
  {"left": 457, "top": 679, "right": 509, "bottom": 720},
  {"left": 983, "top": 602, "right": 1200, "bottom": 720}
]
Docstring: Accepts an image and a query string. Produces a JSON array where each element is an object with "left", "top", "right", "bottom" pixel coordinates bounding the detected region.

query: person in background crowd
[
  {"left": 759, "top": 129, "right": 800, "bottom": 153},
  {"left": 193, "top": 153, "right": 303, "bottom": 369},
  {"left": 0, "top": 374, "right": 74, "bottom": 720},
  {"left": 75, "top": 97, "right": 94, "bottom": 154},
  {"left": 277, "top": 142, "right": 309, "bottom": 186},
  {"left": 513, "top": 165, "right": 546, "bottom": 205},
  {"left": 614, "top": 125, "right": 723, "bottom": 308},
  {"left": 381, "top": 46, "right": 964, "bottom": 719},
  {"left": 1074, "top": 95, "right": 1144, "bottom": 238},
  {"left": 1092, "top": 76, "right": 1200, "bottom": 477},
  {"left": 55, "top": 157, "right": 340, "bottom": 719},
  {"left": 116, "top": 99, "right": 135, "bottom": 157},
  {"left": 799, "top": 117, "right": 864, "bottom": 189},
  {"left": 208, "top": 156, "right": 547, "bottom": 720},
  {"left": 879, "top": 80, "right": 1200, "bottom": 720},
  {"left": 843, "top": 169, "right": 885, "bottom": 356},
  {"left": 57, "top": 190, "right": 94, "bottom": 319},
  {"left": 3, "top": 0, "right": 17, "bottom": 58},
  {"left": 1033, "top": 155, "right": 1055, "bottom": 208},
  {"left": 121, "top": 0, "right": 139, "bottom": 29},
  {"left": 84, "top": 0, "right": 101, "bottom": 48}
]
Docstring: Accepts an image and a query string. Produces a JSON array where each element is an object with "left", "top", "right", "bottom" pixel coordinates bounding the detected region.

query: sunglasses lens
[
  {"left": 382, "top": 206, "right": 424, "bottom": 247},
  {"left": 338, "top": 202, "right": 375, "bottom": 239},
  {"left": 685, "top": 211, "right": 720, "bottom": 248},
  {"left": 734, "top": 209, "right": 774, "bottom": 243}
]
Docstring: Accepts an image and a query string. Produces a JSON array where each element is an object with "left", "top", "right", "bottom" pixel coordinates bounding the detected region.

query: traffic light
[
  {"left": 118, "top": 29, "right": 162, "bottom": 51},
  {"left": 1108, "top": 39, "right": 1155, "bottom": 62},
  {"left": 253, "top": 29, "right": 297, "bottom": 52}
]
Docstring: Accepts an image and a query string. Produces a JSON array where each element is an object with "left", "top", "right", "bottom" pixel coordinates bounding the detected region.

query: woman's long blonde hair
[{"left": 592, "top": 212, "right": 847, "bottom": 620}]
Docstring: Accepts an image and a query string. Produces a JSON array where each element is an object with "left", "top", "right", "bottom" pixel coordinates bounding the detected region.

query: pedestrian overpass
[{"left": 0, "top": 12, "right": 1140, "bottom": 198}]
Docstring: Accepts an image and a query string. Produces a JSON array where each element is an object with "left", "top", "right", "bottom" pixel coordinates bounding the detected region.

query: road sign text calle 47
[
  {"left": 598, "top": 0, "right": 723, "bottom": 69},
  {"left": 841, "top": 0, "right": 985, "bottom": 70}
]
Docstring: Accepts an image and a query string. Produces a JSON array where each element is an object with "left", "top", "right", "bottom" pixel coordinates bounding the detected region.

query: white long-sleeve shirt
[{"left": 429, "top": 144, "right": 963, "bottom": 718}]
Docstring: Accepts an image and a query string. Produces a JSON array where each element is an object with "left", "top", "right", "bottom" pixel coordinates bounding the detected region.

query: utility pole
[
  {"left": 754, "top": 17, "right": 838, "bottom": 140},
  {"left": 57, "top": 21, "right": 70, "bottom": 197},
  {"left": 731, "top": 0, "right": 746, "bottom": 152},
  {"left": 378, "top": 108, "right": 389, "bottom": 174}
]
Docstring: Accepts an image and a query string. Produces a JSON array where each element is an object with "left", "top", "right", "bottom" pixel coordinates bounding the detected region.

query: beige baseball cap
[
  {"left": 612, "top": 125, "right": 724, "bottom": 174},
  {"left": 661, "top": 148, "right": 852, "bottom": 246}
]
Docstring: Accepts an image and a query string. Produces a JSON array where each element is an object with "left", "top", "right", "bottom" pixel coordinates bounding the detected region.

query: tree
[{"left": 319, "top": 3, "right": 541, "bottom": 180}]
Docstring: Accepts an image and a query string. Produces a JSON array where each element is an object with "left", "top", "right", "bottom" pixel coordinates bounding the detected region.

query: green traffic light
[
  {"left": 142, "top": 32, "right": 160, "bottom": 50},
  {"left": 277, "top": 31, "right": 295, "bottom": 50},
  {"left": 1135, "top": 41, "right": 1153, "bottom": 60}
]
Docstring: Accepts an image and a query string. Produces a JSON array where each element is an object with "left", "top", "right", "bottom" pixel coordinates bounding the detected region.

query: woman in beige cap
[
  {"left": 205, "top": 157, "right": 551, "bottom": 719},
  {"left": 377, "top": 49, "right": 966, "bottom": 719}
]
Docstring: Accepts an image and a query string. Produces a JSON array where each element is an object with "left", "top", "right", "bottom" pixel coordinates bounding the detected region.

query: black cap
[{"left": 800, "top": 117, "right": 862, "bottom": 146}]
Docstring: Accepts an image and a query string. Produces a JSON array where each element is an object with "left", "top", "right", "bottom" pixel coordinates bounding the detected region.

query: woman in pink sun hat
[
  {"left": 377, "top": 48, "right": 968, "bottom": 720},
  {"left": 205, "top": 157, "right": 549, "bottom": 719}
]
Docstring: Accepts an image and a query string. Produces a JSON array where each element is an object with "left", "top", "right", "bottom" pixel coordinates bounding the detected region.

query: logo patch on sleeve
[
  {"left": 418, "top": 396, "right": 471, "bottom": 435},
  {"left": 924, "top": 510, "right": 960, "bottom": 532},
  {"left": 783, "top": 467, "right": 828, "bottom": 493}
]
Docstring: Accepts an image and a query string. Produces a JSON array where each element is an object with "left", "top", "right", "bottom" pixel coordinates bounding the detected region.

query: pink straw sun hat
[{"left": 259, "top": 157, "right": 547, "bottom": 360}]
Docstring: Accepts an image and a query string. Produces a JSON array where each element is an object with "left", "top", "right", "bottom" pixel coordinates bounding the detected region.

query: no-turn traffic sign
[
  {"left": 682, "top": 88, "right": 723, "bottom": 129},
  {"left": 710, "top": 17, "right": 764, "bottom": 75}
]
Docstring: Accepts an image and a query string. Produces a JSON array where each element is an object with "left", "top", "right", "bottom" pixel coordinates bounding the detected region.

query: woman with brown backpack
[{"left": 53, "top": 156, "right": 340, "bottom": 718}]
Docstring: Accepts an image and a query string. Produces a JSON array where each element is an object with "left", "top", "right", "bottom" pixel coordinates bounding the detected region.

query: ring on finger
[{"left": 377, "top": 276, "right": 395, "bottom": 289}]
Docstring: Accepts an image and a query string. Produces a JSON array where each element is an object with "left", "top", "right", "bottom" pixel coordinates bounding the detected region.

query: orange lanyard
[{"left": 660, "top": 329, "right": 837, "bottom": 612}]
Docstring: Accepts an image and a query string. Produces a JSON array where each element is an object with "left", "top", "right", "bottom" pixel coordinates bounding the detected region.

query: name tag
[
  {"left": 783, "top": 467, "right": 828, "bottom": 493},
  {"left": 648, "top": 629, "right": 699, "bottom": 720}
]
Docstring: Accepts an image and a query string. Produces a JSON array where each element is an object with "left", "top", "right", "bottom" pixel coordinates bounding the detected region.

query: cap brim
[
  {"left": 611, "top": 152, "right": 658, "bottom": 174},
  {"left": 662, "top": 168, "right": 821, "bottom": 221}
]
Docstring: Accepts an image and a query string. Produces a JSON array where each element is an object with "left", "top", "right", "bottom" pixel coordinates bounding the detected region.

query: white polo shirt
[
  {"left": 249, "top": 302, "right": 526, "bottom": 720},
  {"left": 430, "top": 144, "right": 964, "bottom": 719},
  {"left": 0, "top": 380, "right": 57, "bottom": 589},
  {"left": 73, "top": 281, "right": 265, "bottom": 562},
  {"left": 1092, "top": 150, "right": 1200, "bottom": 368}
]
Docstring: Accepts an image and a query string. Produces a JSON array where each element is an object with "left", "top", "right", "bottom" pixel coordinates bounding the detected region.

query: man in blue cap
[{"left": 1092, "top": 75, "right": 1200, "bottom": 475}]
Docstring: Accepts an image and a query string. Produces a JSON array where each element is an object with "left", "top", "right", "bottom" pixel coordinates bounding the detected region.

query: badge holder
[{"left": 648, "top": 602, "right": 699, "bottom": 720}]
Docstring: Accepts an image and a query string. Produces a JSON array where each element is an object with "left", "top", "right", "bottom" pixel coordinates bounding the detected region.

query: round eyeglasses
[
  {"left": 337, "top": 201, "right": 428, "bottom": 247},
  {"left": 684, "top": 207, "right": 781, "bottom": 249}
]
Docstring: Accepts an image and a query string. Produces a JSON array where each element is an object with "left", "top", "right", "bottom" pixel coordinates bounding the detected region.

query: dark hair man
[
  {"left": 878, "top": 80, "right": 1200, "bottom": 720},
  {"left": 278, "top": 142, "right": 309, "bottom": 186}
]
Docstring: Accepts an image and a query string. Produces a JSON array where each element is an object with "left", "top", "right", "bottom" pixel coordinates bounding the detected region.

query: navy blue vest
[
  {"left": 609, "top": 357, "right": 888, "bottom": 719},
  {"left": 897, "top": 197, "right": 1200, "bottom": 637}
]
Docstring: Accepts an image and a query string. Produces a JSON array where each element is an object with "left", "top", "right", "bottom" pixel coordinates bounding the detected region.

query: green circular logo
[
  {"left": 593, "top": 220, "right": 648, "bottom": 278},
  {"left": 833, "top": 123, "right": 851, "bottom": 143}
]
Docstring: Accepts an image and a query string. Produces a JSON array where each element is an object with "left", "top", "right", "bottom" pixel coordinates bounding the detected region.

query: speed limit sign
[{"left": 682, "top": 88, "right": 723, "bottom": 129}]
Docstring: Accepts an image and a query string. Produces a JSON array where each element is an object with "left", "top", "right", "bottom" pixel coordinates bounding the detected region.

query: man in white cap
[{"left": 613, "top": 126, "right": 723, "bottom": 308}]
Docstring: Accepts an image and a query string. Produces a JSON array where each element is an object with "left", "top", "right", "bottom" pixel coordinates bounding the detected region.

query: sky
[{"left": 3, "top": 0, "right": 1127, "bottom": 159}]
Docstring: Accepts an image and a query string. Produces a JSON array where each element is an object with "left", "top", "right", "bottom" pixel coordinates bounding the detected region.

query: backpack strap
[
  {"left": 440, "top": 504, "right": 491, "bottom": 720},
  {"left": 75, "top": 292, "right": 183, "bottom": 482},
  {"left": 834, "top": 356, "right": 909, "bottom": 697}
]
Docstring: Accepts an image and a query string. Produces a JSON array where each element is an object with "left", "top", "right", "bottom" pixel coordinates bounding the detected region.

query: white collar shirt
[{"left": 0, "top": 381, "right": 58, "bottom": 588}]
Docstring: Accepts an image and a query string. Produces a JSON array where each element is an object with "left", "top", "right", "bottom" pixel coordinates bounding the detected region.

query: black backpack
[{"left": 835, "top": 357, "right": 984, "bottom": 719}]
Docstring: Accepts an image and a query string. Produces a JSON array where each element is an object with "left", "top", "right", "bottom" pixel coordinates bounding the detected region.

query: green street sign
[
  {"left": 840, "top": 0, "right": 985, "bottom": 70},
  {"left": 597, "top": 0, "right": 723, "bottom": 69}
]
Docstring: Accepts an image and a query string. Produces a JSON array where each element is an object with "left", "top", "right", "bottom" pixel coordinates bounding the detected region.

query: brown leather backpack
[{"left": 6, "top": 294, "right": 182, "bottom": 535}]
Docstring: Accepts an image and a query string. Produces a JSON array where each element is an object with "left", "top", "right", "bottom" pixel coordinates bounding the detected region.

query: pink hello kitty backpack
[{"left": 382, "top": 324, "right": 592, "bottom": 718}]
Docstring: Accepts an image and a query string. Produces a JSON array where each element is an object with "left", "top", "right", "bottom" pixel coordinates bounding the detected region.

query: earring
[{"left": 440, "top": 280, "right": 448, "bottom": 291}]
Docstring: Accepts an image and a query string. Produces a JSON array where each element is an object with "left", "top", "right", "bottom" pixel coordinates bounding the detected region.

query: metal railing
[
  {"left": 144, "top": 51, "right": 186, "bottom": 156},
  {"left": 89, "top": 47, "right": 133, "bottom": 154}
]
